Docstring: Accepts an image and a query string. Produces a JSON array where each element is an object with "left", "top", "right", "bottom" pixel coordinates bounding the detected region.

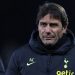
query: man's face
[{"left": 38, "top": 14, "right": 67, "bottom": 46}]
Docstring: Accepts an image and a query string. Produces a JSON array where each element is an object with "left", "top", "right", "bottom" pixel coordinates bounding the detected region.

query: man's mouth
[{"left": 44, "top": 36, "right": 55, "bottom": 40}]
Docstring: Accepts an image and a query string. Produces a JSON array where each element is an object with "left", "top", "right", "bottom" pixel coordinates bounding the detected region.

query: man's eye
[
  {"left": 50, "top": 23, "right": 58, "bottom": 27},
  {"left": 40, "top": 22, "right": 47, "bottom": 27}
]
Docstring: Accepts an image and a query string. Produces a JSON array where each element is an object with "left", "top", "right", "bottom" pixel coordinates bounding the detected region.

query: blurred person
[{"left": 0, "top": 57, "right": 5, "bottom": 75}]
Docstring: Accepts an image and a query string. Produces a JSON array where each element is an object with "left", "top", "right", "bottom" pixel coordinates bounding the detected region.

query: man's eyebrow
[
  {"left": 40, "top": 22, "right": 47, "bottom": 24},
  {"left": 50, "top": 23, "right": 58, "bottom": 24}
]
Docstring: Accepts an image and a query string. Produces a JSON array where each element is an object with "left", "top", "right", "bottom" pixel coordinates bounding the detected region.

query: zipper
[{"left": 46, "top": 54, "right": 52, "bottom": 74}]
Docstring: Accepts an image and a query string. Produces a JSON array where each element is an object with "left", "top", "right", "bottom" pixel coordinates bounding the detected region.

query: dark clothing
[
  {"left": 0, "top": 57, "right": 5, "bottom": 75},
  {"left": 6, "top": 30, "right": 75, "bottom": 75}
]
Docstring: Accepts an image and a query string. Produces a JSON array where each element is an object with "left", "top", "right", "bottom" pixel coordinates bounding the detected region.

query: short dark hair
[{"left": 36, "top": 2, "right": 69, "bottom": 28}]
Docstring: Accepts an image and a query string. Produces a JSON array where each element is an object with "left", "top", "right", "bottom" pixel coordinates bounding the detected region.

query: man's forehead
[
  {"left": 39, "top": 19, "right": 61, "bottom": 23},
  {"left": 39, "top": 14, "right": 61, "bottom": 22}
]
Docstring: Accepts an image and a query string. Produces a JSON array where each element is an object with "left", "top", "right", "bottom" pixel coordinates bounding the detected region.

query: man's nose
[{"left": 45, "top": 25, "right": 52, "bottom": 32}]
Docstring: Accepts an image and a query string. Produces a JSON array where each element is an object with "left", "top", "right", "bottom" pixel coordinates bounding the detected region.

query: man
[{"left": 6, "top": 2, "right": 75, "bottom": 75}]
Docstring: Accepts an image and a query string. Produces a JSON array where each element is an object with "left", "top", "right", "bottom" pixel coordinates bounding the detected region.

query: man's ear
[
  {"left": 37, "top": 24, "right": 39, "bottom": 31},
  {"left": 62, "top": 25, "right": 67, "bottom": 34}
]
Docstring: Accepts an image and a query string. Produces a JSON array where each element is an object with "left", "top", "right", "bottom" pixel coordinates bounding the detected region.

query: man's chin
[{"left": 43, "top": 40, "right": 57, "bottom": 46}]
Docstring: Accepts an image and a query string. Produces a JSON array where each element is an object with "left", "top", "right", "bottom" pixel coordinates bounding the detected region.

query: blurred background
[{"left": 0, "top": 0, "right": 75, "bottom": 70}]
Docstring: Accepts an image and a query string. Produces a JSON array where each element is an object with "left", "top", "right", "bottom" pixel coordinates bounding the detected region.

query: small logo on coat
[
  {"left": 56, "top": 58, "right": 74, "bottom": 75},
  {"left": 27, "top": 58, "right": 35, "bottom": 66},
  {"left": 64, "top": 58, "right": 69, "bottom": 69}
]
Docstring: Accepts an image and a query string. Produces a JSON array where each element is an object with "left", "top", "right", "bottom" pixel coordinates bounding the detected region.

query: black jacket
[{"left": 6, "top": 30, "right": 75, "bottom": 75}]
